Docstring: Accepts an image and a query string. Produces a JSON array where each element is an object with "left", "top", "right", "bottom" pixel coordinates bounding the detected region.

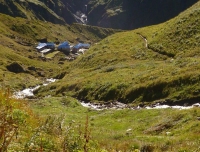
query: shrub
[{"left": 0, "top": 88, "right": 31, "bottom": 151}]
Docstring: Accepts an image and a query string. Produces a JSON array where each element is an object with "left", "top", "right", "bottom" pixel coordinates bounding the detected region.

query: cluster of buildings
[{"left": 36, "top": 41, "right": 90, "bottom": 57}]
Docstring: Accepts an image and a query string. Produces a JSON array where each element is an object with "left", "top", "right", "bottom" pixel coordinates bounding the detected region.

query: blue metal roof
[
  {"left": 73, "top": 43, "right": 90, "bottom": 49},
  {"left": 58, "top": 41, "right": 70, "bottom": 51},
  {"left": 36, "top": 43, "right": 47, "bottom": 50}
]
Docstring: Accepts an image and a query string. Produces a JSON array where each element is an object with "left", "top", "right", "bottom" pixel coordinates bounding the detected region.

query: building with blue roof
[
  {"left": 57, "top": 41, "right": 71, "bottom": 54},
  {"left": 72, "top": 43, "right": 90, "bottom": 53}
]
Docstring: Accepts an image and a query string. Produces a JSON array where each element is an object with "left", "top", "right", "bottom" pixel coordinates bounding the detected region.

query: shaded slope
[
  {"left": 0, "top": 0, "right": 89, "bottom": 25},
  {"left": 38, "top": 1, "right": 200, "bottom": 104},
  {"left": 87, "top": 0, "right": 198, "bottom": 29},
  {"left": 0, "top": 0, "right": 198, "bottom": 30},
  {"left": 123, "top": 0, "right": 199, "bottom": 29}
]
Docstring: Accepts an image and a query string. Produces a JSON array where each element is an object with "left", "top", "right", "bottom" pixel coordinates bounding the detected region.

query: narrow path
[
  {"left": 137, "top": 33, "right": 148, "bottom": 48},
  {"left": 136, "top": 33, "right": 174, "bottom": 58}
]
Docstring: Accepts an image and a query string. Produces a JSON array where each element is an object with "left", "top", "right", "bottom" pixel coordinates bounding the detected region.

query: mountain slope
[
  {"left": 86, "top": 0, "right": 199, "bottom": 29},
  {"left": 38, "top": 1, "right": 200, "bottom": 105},
  {"left": 0, "top": 0, "right": 88, "bottom": 24},
  {"left": 0, "top": 0, "right": 198, "bottom": 29}
]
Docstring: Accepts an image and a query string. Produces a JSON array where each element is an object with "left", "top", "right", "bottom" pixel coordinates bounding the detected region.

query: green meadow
[{"left": 1, "top": 94, "right": 199, "bottom": 151}]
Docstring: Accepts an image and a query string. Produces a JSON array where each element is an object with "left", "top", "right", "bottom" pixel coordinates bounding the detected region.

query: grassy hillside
[
  {"left": 0, "top": 13, "right": 119, "bottom": 91},
  {"left": 38, "top": 1, "right": 200, "bottom": 105},
  {"left": 0, "top": 13, "right": 119, "bottom": 45}
]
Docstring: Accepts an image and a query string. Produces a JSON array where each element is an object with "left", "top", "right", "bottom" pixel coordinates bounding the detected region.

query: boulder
[
  {"left": 28, "top": 66, "right": 36, "bottom": 71},
  {"left": 55, "top": 72, "right": 66, "bottom": 79},
  {"left": 6, "top": 62, "right": 25, "bottom": 73}
]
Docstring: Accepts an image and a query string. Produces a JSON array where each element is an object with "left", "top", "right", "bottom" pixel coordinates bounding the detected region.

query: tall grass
[
  {"left": 0, "top": 90, "right": 102, "bottom": 151},
  {"left": 0, "top": 88, "right": 37, "bottom": 151}
]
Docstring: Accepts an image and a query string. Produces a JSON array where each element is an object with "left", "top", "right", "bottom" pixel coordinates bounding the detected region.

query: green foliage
[
  {"left": 11, "top": 23, "right": 35, "bottom": 36},
  {"left": 0, "top": 89, "right": 36, "bottom": 151},
  {"left": 24, "top": 114, "right": 103, "bottom": 152},
  {"left": 0, "top": 90, "right": 101, "bottom": 151}
]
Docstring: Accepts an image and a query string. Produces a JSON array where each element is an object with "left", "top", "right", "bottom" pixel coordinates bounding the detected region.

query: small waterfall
[
  {"left": 73, "top": 4, "right": 88, "bottom": 25},
  {"left": 74, "top": 11, "right": 87, "bottom": 24}
]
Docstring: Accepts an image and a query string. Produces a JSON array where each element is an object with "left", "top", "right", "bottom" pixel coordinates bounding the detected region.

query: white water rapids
[
  {"left": 80, "top": 101, "right": 200, "bottom": 111},
  {"left": 145, "top": 103, "right": 200, "bottom": 110},
  {"left": 74, "top": 11, "right": 87, "bottom": 24},
  {"left": 12, "top": 79, "right": 200, "bottom": 110},
  {"left": 13, "top": 78, "right": 56, "bottom": 99}
]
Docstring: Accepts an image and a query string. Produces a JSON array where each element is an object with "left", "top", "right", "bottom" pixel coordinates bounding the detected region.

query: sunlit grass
[{"left": 28, "top": 96, "right": 200, "bottom": 151}]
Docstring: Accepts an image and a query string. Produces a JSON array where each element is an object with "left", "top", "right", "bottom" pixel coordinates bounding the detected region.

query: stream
[
  {"left": 13, "top": 79, "right": 200, "bottom": 110},
  {"left": 80, "top": 101, "right": 200, "bottom": 110},
  {"left": 13, "top": 78, "right": 56, "bottom": 99}
]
